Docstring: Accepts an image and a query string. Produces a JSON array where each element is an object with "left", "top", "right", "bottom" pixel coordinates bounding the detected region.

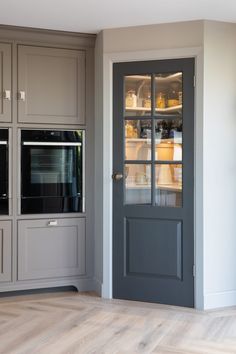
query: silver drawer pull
[
  {"left": 3, "top": 90, "right": 11, "bottom": 100},
  {"left": 48, "top": 220, "right": 58, "bottom": 226}
]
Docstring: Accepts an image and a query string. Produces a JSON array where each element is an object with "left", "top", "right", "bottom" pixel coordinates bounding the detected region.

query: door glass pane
[
  {"left": 155, "top": 73, "right": 182, "bottom": 116},
  {"left": 125, "top": 120, "right": 151, "bottom": 160},
  {"left": 125, "top": 164, "right": 151, "bottom": 204},
  {"left": 155, "top": 119, "right": 182, "bottom": 161},
  {"left": 125, "top": 75, "right": 151, "bottom": 116},
  {"left": 155, "top": 164, "right": 182, "bottom": 207}
]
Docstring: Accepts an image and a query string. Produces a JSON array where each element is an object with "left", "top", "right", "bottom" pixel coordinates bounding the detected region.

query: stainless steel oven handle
[
  {"left": 23, "top": 142, "right": 82, "bottom": 146},
  {"left": 0, "top": 141, "right": 7, "bottom": 145}
]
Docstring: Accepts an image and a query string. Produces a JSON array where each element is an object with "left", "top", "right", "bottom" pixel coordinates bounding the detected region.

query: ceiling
[{"left": 0, "top": 0, "right": 236, "bottom": 34}]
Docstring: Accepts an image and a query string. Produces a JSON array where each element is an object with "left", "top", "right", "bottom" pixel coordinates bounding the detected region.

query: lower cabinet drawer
[
  {"left": 18, "top": 218, "right": 85, "bottom": 281},
  {"left": 0, "top": 221, "right": 12, "bottom": 282}
]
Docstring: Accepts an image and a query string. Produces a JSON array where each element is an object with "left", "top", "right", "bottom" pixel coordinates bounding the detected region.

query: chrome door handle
[
  {"left": 112, "top": 173, "right": 123, "bottom": 181},
  {"left": 3, "top": 90, "right": 11, "bottom": 100}
]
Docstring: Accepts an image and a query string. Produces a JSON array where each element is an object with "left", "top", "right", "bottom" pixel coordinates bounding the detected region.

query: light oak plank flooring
[{"left": 0, "top": 291, "right": 236, "bottom": 353}]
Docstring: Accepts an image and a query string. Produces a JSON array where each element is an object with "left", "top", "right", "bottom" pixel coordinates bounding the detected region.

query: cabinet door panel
[
  {"left": 0, "top": 43, "right": 11, "bottom": 123},
  {"left": 0, "top": 221, "right": 12, "bottom": 282},
  {"left": 18, "top": 45, "right": 85, "bottom": 125},
  {"left": 18, "top": 218, "right": 85, "bottom": 281}
]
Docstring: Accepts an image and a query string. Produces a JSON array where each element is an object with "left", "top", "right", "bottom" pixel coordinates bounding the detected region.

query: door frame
[{"left": 99, "top": 47, "right": 204, "bottom": 309}]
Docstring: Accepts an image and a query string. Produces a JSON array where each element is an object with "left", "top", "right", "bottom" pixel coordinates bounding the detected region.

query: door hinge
[
  {"left": 192, "top": 265, "right": 196, "bottom": 277},
  {"left": 193, "top": 75, "right": 196, "bottom": 87}
]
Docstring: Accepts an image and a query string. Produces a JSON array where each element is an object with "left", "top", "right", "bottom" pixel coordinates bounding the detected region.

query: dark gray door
[{"left": 113, "top": 58, "right": 194, "bottom": 307}]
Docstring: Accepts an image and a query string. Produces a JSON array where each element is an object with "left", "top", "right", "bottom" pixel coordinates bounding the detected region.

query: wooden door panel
[{"left": 125, "top": 218, "right": 182, "bottom": 280}]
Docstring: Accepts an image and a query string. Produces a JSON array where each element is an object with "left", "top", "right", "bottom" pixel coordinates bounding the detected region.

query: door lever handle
[{"left": 112, "top": 173, "right": 123, "bottom": 181}]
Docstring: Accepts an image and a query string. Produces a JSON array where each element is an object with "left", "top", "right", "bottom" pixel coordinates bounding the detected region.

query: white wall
[
  {"left": 95, "top": 19, "right": 236, "bottom": 309},
  {"left": 94, "top": 31, "right": 104, "bottom": 293},
  {"left": 203, "top": 21, "right": 236, "bottom": 309},
  {"left": 103, "top": 21, "right": 203, "bottom": 52},
  {"left": 94, "top": 20, "right": 205, "bottom": 308}
]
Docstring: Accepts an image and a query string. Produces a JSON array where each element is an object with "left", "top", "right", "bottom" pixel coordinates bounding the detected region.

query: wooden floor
[{"left": 0, "top": 292, "right": 236, "bottom": 353}]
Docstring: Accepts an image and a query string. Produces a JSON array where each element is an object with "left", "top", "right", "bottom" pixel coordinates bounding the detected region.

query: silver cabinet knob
[
  {"left": 3, "top": 90, "right": 11, "bottom": 100},
  {"left": 17, "top": 91, "right": 26, "bottom": 101},
  {"left": 112, "top": 173, "right": 123, "bottom": 181}
]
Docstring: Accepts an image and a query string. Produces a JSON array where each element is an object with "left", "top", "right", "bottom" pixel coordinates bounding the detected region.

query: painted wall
[
  {"left": 94, "top": 31, "right": 104, "bottom": 292},
  {"left": 95, "top": 20, "right": 205, "bottom": 308},
  {"left": 103, "top": 21, "right": 203, "bottom": 52},
  {"left": 203, "top": 21, "right": 236, "bottom": 309},
  {"left": 95, "top": 19, "right": 236, "bottom": 309}
]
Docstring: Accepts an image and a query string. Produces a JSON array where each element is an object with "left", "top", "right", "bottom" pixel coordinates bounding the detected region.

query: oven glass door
[
  {"left": 21, "top": 144, "right": 82, "bottom": 213},
  {"left": 0, "top": 143, "right": 8, "bottom": 214}
]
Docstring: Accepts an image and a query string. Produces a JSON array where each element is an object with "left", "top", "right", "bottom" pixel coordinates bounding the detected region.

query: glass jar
[
  {"left": 156, "top": 92, "right": 166, "bottom": 108},
  {"left": 143, "top": 92, "right": 151, "bottom": 109},
  {"left": 167, "top": 90, "right": 179, "bottom": 107},
  {"left": 125, "top": 90, "right": 137, "bottom": 108},
  {"left": 125, "top": 122, "right": 133, "bottom": 138}
]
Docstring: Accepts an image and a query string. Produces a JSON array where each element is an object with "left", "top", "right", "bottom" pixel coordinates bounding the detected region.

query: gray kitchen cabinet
[
  {"left": 17, "top": 45, "right": 85, "bottom": 125},
  {"left": 18, "top": 218, "right": 86, "bottom": 281},
  {"left": 0, "top": 26, "right": 95, "bottom": 294},
  {"left": 0, "top": 221, "right": 12, "bottom": 282},
  {"left": 0, "top": 43, "right": 11, "bottom": 123}
]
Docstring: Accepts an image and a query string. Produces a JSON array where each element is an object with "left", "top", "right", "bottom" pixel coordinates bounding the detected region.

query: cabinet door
[
  {"left": 18, "top": 45, "right": 85, "bottom": 125},
  {"left": 18, "top": 218, "right": 85, "bottom": 281},
  {"left": 0, "top": 43, "right": 11, "bottom": 123},
  {"left": 0, "top": 221, "right": 12, "bottom": 282}
]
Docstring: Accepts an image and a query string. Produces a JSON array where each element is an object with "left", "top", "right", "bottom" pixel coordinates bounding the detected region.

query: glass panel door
[
  {"left": 113, "top": 58, "right": 194, "bottom": 307},
  {"left": 124, "top": 72, "right": 183, "bottom": 207}
]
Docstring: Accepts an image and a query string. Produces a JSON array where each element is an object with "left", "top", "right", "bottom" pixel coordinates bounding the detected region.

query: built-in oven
[
  {"left": 0, "top": 129, "right": 8, "bottom": 215},
  {"left": 21, "top": 129, "right": 85, "bottom": 214}
]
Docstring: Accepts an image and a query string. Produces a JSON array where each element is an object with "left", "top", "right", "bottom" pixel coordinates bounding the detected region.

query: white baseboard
[{"left": 204, "top": 290, "right": 236, "bottom": 309}]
